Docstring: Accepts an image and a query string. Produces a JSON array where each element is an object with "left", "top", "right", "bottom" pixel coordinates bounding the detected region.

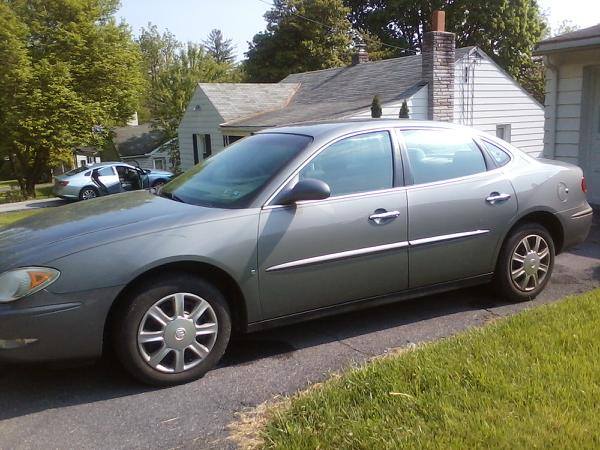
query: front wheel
[
  {"left": 493, "top": 223, "right": 555, "bottom": 302},
  {"left": 112, "top": 273, "right": 231, "bottom": 386}
]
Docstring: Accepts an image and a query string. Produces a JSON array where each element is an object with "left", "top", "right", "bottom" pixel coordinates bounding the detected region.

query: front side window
[
  {"left": 403, "top": 129, "right": 487, "bottom": 185},
  {"left": 298, "top": 131, "right": 394, "bottom": 197},
  {"left": 97, "top": 166, "right": 115, "bottom": 177},
  {"left": 162, "top": 133, "right": 312, "bottom": 208}
]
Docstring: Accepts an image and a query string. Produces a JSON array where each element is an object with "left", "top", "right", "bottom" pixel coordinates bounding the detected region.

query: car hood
[{"left": 0, "top": 191, "right": 237, "bottom": 270}]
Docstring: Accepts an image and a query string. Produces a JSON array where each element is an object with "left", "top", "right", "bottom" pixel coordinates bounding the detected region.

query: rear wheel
[
  {"left": 493, "top": 223, "right": 555, "bottom": 302},
  {"left": 79, "top": 186, "right": 99, "bottom": 201},
  {"left": 112, "top": 273, "right": 231, "bottom": 386}
]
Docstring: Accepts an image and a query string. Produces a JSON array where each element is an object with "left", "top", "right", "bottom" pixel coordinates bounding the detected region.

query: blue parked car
[{"left": 53, "top": 162, "right": 174, "bottom": 201}]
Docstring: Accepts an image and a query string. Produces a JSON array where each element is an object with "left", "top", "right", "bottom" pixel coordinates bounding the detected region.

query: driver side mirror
[{"left": 276, "top": 178, "right": 331, "bottom": 205}]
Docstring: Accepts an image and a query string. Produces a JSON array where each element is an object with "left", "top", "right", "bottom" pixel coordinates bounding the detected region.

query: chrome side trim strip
[
  {"left": 409, "top": 229, "right": 490, "bottom": 247},
  {"left": 265, "top": 229, "right": 490, "bottom": 272},
  {"left": 265, "top": 241, "right": 409, "bottom": 272},
  {"left": 571, "top": 207, "right": 593, "bottom": 219}
]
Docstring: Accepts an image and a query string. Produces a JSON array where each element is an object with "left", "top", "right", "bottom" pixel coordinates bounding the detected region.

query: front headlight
[{"left": 0, "top": 267, "right": 60, "bottom": 303}]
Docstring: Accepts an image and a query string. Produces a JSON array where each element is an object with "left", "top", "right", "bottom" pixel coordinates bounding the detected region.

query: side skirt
[{"left": 245, "top": 273, "right": 493, "bottom": 333}]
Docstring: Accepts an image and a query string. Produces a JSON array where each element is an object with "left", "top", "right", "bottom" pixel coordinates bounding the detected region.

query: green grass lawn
[
  {"left": 260, "top": 289, "right": 600, "bottom": 449},
  {"left": 0, "top": 210, "right": 40, "bottom": 226},
  {"left": 0, "top": 180, "right": 54, "bottom": 204}
]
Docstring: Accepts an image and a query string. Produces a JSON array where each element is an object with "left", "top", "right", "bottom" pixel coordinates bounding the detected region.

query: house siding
[
  {"left": 178, "top": 88, "right": 226, "bottom": 171},
  {"left": 455, "top": 52, "right": 545, "bottom": 156},
  {"left": 542, "top": 60, "right": 585, "bottom": 165},
  {"left": 349, "top": 85, "right": 428, "bottom": 120}
]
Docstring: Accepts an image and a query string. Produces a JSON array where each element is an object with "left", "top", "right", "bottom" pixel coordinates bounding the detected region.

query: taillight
[
  {"left": 581, "top": 177, "right": 587, "bottom": 193},
  {"left": 58, "top": 180, "right": 69, "bottom": 187}
]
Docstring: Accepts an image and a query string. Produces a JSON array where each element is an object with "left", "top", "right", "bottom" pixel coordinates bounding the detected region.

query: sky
[{"left": 117, "top": 0, "right": 600, "bottom": 61}]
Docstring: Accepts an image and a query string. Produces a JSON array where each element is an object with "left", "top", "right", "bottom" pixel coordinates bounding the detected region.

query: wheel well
[
  {"left": 510, "top": 211, "right": 564, "bottom": 254},
  {"left": 103, "top": 261, "right": 248, "bottom": 352},
  {"left": 152, "top": 178, "right": 167, "bottom": 187}
]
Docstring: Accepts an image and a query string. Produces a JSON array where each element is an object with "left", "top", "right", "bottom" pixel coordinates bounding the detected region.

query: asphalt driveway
[{"left": 1, "top": 221, "right": 598, "bottom": 450}]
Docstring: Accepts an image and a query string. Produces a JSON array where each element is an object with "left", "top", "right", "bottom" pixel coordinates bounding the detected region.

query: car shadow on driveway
[{"left": 0, "top": 285, "right": 502, "bottom": 422}]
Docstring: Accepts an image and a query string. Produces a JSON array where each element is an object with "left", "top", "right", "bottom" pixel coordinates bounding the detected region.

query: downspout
[{"left": 545, "top": 55, "right": 559, "bottom": 159}]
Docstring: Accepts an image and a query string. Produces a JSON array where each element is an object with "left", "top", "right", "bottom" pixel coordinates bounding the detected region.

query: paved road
[{"left": 1, "top": 222, "right": 598, "bottom": 450}]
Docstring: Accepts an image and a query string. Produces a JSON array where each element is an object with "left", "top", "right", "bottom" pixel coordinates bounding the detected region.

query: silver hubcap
[
  {"left": 82, "top": 189, "right": 96, "bottom": 200},
  {"left": 510, "top": 234, "right": 550, "bottom": 292},
  {"left": 137, "top": 293, "right": 218, "bottom": 373}
]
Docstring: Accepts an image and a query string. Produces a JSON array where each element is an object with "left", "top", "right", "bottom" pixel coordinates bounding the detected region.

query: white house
[
  {"left": 179, "top": 11, "right": 544, "bottom": 172},
  {"left": 534, "top": 23, "right": 600, "bottom": 205}
]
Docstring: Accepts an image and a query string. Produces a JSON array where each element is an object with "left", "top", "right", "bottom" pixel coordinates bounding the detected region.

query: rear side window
[
  {"left": 299, "top": 131, "right": 393, "bottom": 197},
  {"left": 402, "top": 129, "right": 487, "bottom": 184},
  {"left": 481, "top": 140, "right": 511, "bottom": 167}
]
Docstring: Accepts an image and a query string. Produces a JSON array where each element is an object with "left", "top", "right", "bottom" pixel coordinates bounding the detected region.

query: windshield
[{"left": 161, "top": 133, "right": 312, "bottom": 208}]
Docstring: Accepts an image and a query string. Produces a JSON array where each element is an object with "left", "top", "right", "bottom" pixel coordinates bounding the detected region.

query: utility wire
[{"left": 253, "top": 0, "right": 418, "bottom": 54}]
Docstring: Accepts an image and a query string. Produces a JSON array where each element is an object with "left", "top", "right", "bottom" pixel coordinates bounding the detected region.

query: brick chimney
[
  {"left": 422, "top": 10, "right": 455, "bottom": 121},
  {"left": 352, "top": 34, "right": 369, "bottom": 65}
]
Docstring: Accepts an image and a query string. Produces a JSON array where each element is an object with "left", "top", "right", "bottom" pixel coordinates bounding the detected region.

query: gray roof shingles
[
  {"left": 113, "top": 123, "right": 168, "bottom": 157},
  {"left": 535, "top": 23, "right": 600, "bottom": 54},
  {"left": 199, "top": 83, "right": 300, "bottom": 122},
  {"left": 220, "top": 47, "right": 474, "bottom": 128}
]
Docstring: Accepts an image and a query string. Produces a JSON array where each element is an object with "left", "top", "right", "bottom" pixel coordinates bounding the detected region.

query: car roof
[{"left": 256, "top": 119, "right": 476, "bottom": 140}]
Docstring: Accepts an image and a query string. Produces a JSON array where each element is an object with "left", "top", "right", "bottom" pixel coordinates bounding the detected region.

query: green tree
[
  {"left": 244, "top": 0, "right": 354, "bottom": 82},
  {"left": 0, "top": 0, "right": 144, "bottom": 197},
  {"left": 399, "top": 99, "right": 409, "bottom": 118},
  {"left": 371, "top": 95, "right": 382, "bottom": 118},
  {"left": 203, "top": 29, "right": 236, "bottom": 64},
  {"left": 345, "top": 0, "right": 547, "bottom": 100}
]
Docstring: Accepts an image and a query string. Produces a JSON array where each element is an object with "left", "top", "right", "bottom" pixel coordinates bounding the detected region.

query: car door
[
  {"left": 257, "top": 130, "right": 409, "bottom": 319},
  {"left": 94, "top": 166, "right": 121, "bottom": 194},
  {"left": 399, "top": 128, "right": 518, "bottom": 288}
]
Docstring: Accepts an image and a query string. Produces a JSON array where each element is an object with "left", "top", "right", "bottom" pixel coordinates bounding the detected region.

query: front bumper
[{"left": 0, "top": 286, "right": 121, "bottom": 363}]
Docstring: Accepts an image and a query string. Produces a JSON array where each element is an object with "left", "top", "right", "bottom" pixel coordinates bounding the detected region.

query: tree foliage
[
  {"left": 371, "top": 95, "right": 382, "bottom": 118},
  {"left": 399, "top": 99, "right": 409, "bottom": 118},
  {"left": 244, "top": 0, "right": 354, "bottom": 82},
  {"left": 345, "top": 0, "right": 547, "bottom": 100},
  {"left": 0, "top": 0, "right": 145, "bottom": 196},
  {"left": 138, "top": 25, "right": 241, "bottom": 171},
  {"left": 203, "top": 29, "right": 236, "bottom": 64}
]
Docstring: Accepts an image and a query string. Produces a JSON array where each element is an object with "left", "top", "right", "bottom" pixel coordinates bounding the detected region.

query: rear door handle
[
  {"left": 369, "top": 210, "right": 400, "bottom": 224},
  {"left": 486, "top": 192, "right": 511, "bottom": 204}
]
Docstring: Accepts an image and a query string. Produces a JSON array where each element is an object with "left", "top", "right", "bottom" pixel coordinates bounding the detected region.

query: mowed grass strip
[
  {"left": 0, "top": 210, "right": 40, "bottom": 226},
  {"left": 261, "top": 289, "right": 600, "bottom": 449}
]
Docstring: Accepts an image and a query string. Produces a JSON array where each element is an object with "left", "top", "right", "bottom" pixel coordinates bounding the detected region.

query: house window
[
  {"left": 496, "top": 124, "right": 511, "bottom": 143},
  {"left": 203, "top": 134, "right": 212, "bottom": 158},
  {"left": 223, "top": 135, "right": 244, "bottom": 147},
  {"left": 154, "top": 158, "right": 166, "bottom": 170},
  {"left": 86, "top": 155, "right": 94, "bottom": 164},
  {"left": 193, "top": 133, "right": 212, "bottom": 164}
]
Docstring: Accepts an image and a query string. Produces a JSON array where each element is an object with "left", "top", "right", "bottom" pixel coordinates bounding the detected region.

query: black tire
[
  {"left": 79, "top": 186, "right": 99, "bottom": 201},
  {"left": 112, "top": 273, "right": 231, "bottom": 386},
  {"left": 493, "top": 222, "right": 555, "bottom": 302}
]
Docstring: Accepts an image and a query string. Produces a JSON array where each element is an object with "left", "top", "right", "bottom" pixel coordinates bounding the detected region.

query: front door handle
[
  {"left": 486, "top": 192, "right": 511, "bottom": 204},
  {"left": 369, "top": 210, "right": 400, "bottom": 224}
]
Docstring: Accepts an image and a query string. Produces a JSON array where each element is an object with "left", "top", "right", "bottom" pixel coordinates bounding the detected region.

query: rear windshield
[
  {"left": 161, "top": 133, "right": 312, "bottom": 208},
  {"left": 64, "top": 166, "right": 90, "bottom": 176}
]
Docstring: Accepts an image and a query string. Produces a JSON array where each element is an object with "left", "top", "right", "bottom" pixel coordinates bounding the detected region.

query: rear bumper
[
  {"left": 556, "top": 205, "right": 594, "bottom": 251},
  {"left": 0, "top": 286, "right": 120, "bottom": 363}
]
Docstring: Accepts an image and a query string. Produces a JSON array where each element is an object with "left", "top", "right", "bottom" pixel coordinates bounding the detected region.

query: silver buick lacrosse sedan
[{"left": 0, "top": 120, "right": 593, "bottom": 385}]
